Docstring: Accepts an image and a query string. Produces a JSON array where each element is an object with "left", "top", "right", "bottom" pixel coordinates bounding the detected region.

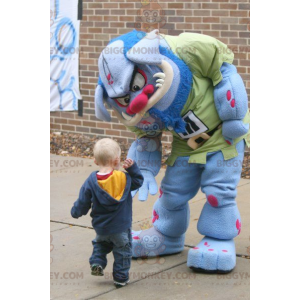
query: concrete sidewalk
[{"left": 50, "top": 154, "right": 250, "bottom": 300}]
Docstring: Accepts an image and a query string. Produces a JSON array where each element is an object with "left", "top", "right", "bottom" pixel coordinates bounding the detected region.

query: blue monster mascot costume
[{"left": 94, "top": 29, "right": 250, "bottom": 273}]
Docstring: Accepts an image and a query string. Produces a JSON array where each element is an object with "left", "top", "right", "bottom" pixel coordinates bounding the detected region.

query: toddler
[{"left": 71, "top": 138, "right": 143, "bottom": 287}]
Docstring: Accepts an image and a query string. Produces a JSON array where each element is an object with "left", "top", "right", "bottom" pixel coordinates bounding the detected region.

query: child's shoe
[
  {"left": 90, "top": 264, "right": 104, "bottom": 276},
  {"left": 114, "top": 279, "right": 130, "bottom": 288}
]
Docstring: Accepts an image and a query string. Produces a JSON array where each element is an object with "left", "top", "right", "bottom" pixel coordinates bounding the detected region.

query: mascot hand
[
  {"left": 131, "top": 170, "right": 158, "bottom": 201},
  {"left": 214, "top": 62, "right": 248, "bottom": 122},
  {"left": 128, "top": 137, "right": 162, "bottom": 201},
  {"left": 214, "top": 62, "right": 249, "bottom": 144},
  {"left": 222, "top": 120, "right": 250, "bottom": 145}
]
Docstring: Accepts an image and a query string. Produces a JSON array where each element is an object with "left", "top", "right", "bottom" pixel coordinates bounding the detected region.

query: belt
[{"left": 187, "top": 123, "right": 222, "bottom": 150}]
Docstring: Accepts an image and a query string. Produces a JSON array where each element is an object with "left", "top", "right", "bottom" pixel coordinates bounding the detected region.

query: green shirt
[{"left": 128, "top": 33, "right": 250, "bottom": 165}]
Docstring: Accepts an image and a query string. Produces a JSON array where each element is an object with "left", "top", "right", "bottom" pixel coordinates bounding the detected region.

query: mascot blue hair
[{"left": 94, "top": 29, "right": 250, "bottom": 273}]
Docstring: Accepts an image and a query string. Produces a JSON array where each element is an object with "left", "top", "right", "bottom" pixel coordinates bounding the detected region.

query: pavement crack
[
  {"left": 85, "top": 261, "right": 187, "bottom": 300},
  {"left": 50, "top": 226, "right": 70, "bottom": 232},
  {"left": 50, "top": 220, "right": 93, "bottom": 230},
  {"left": 50, "top": 222, "right": 250, "bottom": 259},
  {"left": 132, "top": 217, "right": 151, "bottom": 225},
  {"left": 237, "top": 182, "right": 250, "bottom": 188},
  {"left": 236, "top": 254, "right": 250, "bottom": 259}
]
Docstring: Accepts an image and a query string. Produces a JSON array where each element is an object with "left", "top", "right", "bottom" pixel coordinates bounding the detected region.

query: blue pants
[
  {"left": 153, "top": 140, "right": 245, "bottom": 240},
  {"left": 89, "top": 228, "right": 132, "bottom": 283}
]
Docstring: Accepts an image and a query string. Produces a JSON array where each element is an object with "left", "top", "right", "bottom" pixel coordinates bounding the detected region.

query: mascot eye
[
  {"left": 113, "top": 96, "right": 130, "bottom": 107},
  {"left": 130, "top": 69, "right": 146, "bottom": 92}
]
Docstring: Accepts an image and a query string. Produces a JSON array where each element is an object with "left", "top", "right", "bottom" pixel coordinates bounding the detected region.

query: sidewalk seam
[
  {"left": 50, "top": 221, "right": 250, "bottom": 258},
  {"left": 84, "top": 261, "right": 187, "bottom": 300},
  {"left": 51, "top": 220, "right": 93, "bottom": 230},
  {"left": 50, "top": 226, "right": 70, "bottom": 232}
]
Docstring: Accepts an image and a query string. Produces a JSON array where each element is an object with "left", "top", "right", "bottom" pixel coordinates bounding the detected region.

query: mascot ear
[
  {"left": 94, "top": 85, "right": 111, "bottom": 122},
  {"left": 127, "top": 29, "right": 163, "bottom": 65}
]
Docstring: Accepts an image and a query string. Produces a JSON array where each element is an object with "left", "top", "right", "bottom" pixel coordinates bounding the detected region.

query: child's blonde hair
[{"left": 93, "top": 138, "right": 121, "bottom": 166}]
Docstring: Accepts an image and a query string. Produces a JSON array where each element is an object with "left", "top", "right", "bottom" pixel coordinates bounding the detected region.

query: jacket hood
[{"left": 88, "top": 171, "right": 131, "bottom": 212}]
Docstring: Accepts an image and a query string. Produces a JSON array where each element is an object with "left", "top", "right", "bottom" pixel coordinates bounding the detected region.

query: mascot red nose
[{"left": 127, "top": 84, "right": 155, "bottom": 115}]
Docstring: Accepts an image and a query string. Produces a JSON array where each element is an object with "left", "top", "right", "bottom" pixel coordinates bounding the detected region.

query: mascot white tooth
[{"left": 95, "top": 29, "right": 250, "bottom": 273}]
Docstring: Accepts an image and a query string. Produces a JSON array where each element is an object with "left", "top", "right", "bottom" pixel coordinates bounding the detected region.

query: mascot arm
[
  {"left": 174, "top": 34, "right": 249, "bottom": 144},
  {"left": 127, "top": 135, "right": 162, "bottom": 202},
  {"left": 213, "top": 62, "right": 249, "bottom": 145}
]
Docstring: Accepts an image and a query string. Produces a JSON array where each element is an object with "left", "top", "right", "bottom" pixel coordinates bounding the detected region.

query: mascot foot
[
  {"left": 131, "top": 227, "right": 185, "bottom": 258},
  {"left": 187, "top": 237, "right": 236, "bottom": 273}
]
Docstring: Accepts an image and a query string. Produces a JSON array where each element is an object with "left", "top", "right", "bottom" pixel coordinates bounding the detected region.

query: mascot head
[{"left": 95, "top": 29, "right": 192, "bottom": 133}]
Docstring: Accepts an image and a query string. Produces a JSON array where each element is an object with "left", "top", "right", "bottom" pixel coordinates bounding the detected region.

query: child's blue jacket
[{"left": 71, "top": 162, "right": 144, "bottom": 235}]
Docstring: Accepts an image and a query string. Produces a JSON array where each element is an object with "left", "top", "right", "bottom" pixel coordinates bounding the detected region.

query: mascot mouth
[{"left": 115, "top": 60, "right": 174, "bottom": 126}]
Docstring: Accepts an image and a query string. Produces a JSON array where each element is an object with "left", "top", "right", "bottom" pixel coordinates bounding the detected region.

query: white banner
[{"left": 50, "top": 0, "right": 81, "bottom": 111}]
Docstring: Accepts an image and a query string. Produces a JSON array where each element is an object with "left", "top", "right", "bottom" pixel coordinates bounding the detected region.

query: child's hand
[{"left": 123, "top": 158, "right": 134, "bottom": 169}]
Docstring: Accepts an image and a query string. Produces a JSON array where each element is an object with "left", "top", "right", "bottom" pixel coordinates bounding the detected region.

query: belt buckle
[
  {"left": 187, "top": 133, "right": 210, "bottom": 150},
  {"left": 187, "top": 124, "right": 222, "bottom": 150}
]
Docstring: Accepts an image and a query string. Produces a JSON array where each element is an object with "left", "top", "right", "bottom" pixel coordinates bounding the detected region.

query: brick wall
[{"left": 50, "top": 0, "right": 250, "bottom": 145}]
